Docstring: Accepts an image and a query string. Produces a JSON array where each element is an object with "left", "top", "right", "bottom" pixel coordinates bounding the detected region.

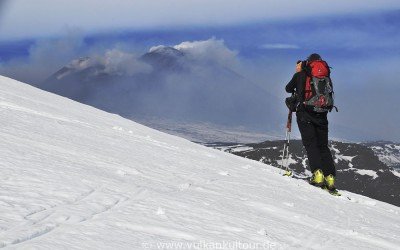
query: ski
[
  {"left": 323, "top": 187, "right": 341, "bottom": 196},
  {"left": 291, "top": 174, "right": 343, "bottom": 196},
  {"left": 283, "top": 170, "right": 293, "bottom": 177},
  {"left": 309, "top": 182, "right": 342, "bottom": 196}
]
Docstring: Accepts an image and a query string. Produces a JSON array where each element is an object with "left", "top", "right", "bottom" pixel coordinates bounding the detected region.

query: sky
[
  {"left": 0, "top": 0, "right": 400, "bottom": 142},
  {"left": 1, "top": 0, "right": 400, "bottom": 40}
]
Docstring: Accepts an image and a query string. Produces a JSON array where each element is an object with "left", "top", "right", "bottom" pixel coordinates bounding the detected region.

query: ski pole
[{"left": 280, "top": 110, "right": 293, "bottom": 176}]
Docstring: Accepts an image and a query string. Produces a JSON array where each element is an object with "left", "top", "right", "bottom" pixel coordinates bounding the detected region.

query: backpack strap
[
  {"left": 304, "top": 76, "right": 313, "bottom": 100},
  {"left": 330, "top": 106, "right": 339, "bottom": 112}
]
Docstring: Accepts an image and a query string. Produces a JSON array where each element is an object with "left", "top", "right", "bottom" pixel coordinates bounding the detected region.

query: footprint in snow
[
  {"left": 218, "top": 171, "right": 230, "bottom": 176},
  {"left": 66, "top": 215, "right": 86, "bottom": 223},
  {"left": 116, "top": 168, "right": 140, "bottom": 176},
  {"left": 178, "top": 183, "right": 192, "bottom": 191},
  {"left": 257, "top": 228, "right": 268, "bottom": 236},
  {"left": 283, "top": 202, "right": 295, "bottom": 207},
  {"left": 54, "top": 215, "right": 70, "bottom": 223},
  {"left": 156, "top": 207, "right": 168, "bottom": 219},
  {"left": 223, "top": 226, "right": 244, "bottom": 232},
  {"left": 112, "top": 126, "right": 123, "bottom": 131},
  {"left": 116, "top": 170, "right": 127, "bottom": 176},
  {"left": 156, "top": 207, "right": 165, "bottom": 215}
]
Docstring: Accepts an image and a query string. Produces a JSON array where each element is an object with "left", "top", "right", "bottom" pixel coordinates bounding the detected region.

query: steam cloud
[
  {"left": 0, "top": 31, "right": 86, "bottom": 84},
  {"left": 66, "top": 49, "right": 152, "bottom": 77},
  {"left": 173, "top": 38, "right": 239, "bottom": 69}
]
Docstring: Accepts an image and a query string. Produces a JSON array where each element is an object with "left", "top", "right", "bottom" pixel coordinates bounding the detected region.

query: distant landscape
[{"left": 206, "top": 140, "right": 400, "bottom": 206}]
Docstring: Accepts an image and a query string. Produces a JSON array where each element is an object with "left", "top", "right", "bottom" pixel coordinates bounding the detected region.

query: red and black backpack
[{"left": 304, "top": 60, "right": 336, "bottom": 112}]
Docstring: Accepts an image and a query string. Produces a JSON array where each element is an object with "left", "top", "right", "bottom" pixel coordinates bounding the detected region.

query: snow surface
[
  {"left": 369, "top": 144, "right": 400, "bottom": 168},
  {"left": 356, "top": 170, "right": 379, "bottom": 179},
  {"left": 1, "top": 75, "right": 400, "bottom": 249},
  {"left": 230, "top": 146, "right": 254, "bottom": 153},
  {"left": 329, "top": 144, "right": 355, "bottom": 165},
  {"left": 391, "top": 170, "right": 400, "bottom": 178},
  {"left": 276, "top": 154, "right": 297, "bottom": 167}
]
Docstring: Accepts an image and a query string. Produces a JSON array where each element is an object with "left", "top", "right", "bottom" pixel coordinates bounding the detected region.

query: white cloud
[
  {"left": 261, "top": 43, "right": 300, "bottom": 49},
  {"left": 0, "top": 33, "right": 152, "bottom": 83},
  {"left": 68, "top": 49, "right": 152, "bottom": 76},
  {"left": 1, "top": 0, "right": 400, "bottom": 40},
  {"left": 149, "top": 45, "right": 167, "bottom": 53},
  {"left": 101, "top": 49, "right": 152, "bottom": 76},
  {"left": 0, "top": 32, "right": 85, "bottom": 83},
  {"left": 173, "top": 38, "right": 238, "bottom": 68}
]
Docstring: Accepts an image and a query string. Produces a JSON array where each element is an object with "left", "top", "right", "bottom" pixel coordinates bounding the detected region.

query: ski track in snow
[{"left": 0, "top": 76, "right": 399, "bottom": 249}]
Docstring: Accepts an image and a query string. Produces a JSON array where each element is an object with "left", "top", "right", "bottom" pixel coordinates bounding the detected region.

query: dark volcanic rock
[{"left": 140, "top": 46, "right": 186, "bottom": 72}]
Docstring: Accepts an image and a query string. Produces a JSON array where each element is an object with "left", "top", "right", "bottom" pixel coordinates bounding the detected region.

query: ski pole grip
[{"left": 287, "top": 111, "right": 293, "bottom": 132}]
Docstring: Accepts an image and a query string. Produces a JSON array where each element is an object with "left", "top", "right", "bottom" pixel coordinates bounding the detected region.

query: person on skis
[{"left": 285, "top": 53, "right": 337, "bottom": 192}]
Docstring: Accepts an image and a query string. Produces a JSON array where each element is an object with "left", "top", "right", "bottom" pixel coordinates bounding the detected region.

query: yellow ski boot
[
  {"left": 325, "top": 174, "right": 341, "bottom": 196},
  {"left": 324, "top": 174, "right": 341, "bottom": 196},
  {"left": 325, "top": 174, "right": 337, "bottom": 192},
  {"left": 310, "top": 169, "right": 324, "bottom": 187},
  {"left": 324, "top": 174, "right": 336, "bottom": 190}
]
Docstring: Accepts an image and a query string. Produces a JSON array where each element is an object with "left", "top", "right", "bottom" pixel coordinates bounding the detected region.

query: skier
[{"left": 285, "top": 53, "right": 336, "bottom": 192}]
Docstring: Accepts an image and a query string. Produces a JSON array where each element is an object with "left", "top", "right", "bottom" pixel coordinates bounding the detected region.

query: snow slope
[{"left": 0, "top": 75, "right": 399, "bottom": 249}]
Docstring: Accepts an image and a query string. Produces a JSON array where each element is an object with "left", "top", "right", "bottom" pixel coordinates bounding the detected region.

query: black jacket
[{"left": 285, "top": 71, "right": 307, "bottom": 111}]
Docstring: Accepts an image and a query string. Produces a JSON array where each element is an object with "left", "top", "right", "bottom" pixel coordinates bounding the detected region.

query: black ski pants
[{"left": 296, "top": 111, "right": 336, "bottom": 176}]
